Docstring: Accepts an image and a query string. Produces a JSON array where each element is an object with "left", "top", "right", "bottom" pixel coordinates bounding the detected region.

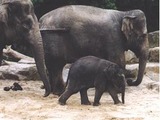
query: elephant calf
[{"left": 59, "top": 56, "right": 126, "bottom": 106}]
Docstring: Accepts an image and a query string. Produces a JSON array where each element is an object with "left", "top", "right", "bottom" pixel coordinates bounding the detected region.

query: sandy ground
[{"left": 0, "top": 70, "right": 159, "bottom": 120}]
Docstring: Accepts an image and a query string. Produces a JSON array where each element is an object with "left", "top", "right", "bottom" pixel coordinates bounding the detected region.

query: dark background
[{"left": 33, "top": 0, "right": 159, "bottom": 32}]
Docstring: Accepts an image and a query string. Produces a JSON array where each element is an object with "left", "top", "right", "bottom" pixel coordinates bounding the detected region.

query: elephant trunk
[
  {"left": 29, "top": 23, "right": 51, "bottom": 97},
  {"left": 127, "top": 36, "right": 149, "bottom": 86},
  {"left": 121, "top": 74, "right": 125, "bottom": 104},
  {"left": 134, "top": 55, "right": 147, "bottom": 86}
]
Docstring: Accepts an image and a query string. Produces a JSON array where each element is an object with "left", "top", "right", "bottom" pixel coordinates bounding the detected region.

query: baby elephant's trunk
[
  {"left": 121, "top": 74, "right": 126, "bottom": 104},
  {"left": 122, "top": 89, "right": 125, "bottom": 104}
]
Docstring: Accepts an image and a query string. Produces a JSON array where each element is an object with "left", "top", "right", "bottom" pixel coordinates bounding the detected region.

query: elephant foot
[
  {"left": 52, "top": 84, "right": 65, "bottom": 96},
  {"left": 93, "top": 102, "right": 101, "bottom": 106},
  {"left": 53, "top": 90, "right": 64, "bottom": 96},
  {"left": 43, "top": 85, "right": 51, "bottom": 97},
  {"left": 114, "top": 100, "right": 121, "bottom": 104},
  {"left": 52, "top": 81, "right": 65, "bottom": 96},
  {"left": 58, "top": 98, "right": 67, "bottom": 105},
  {"left": 58, "top": 101, "right": 66, "bottom": 105},
  {"left": 81, "top": 101, "right": 91, "bottom": 105},
  {"left": 43, "top": 90, "right": 51, "bottom": 97}
]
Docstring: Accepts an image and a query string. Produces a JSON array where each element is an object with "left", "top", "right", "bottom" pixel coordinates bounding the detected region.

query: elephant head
[
  {"left": 121, "top": 10, "right": 149, "bottom": 86},
  {"left": 104, "top": 66, "right": 125, "bottom": 104},
  {"left": 0, "top": 0, "right": 51, "bottom": 96}
]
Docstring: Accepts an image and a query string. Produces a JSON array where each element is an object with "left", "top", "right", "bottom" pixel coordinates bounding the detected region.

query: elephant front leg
[
  {"left": 107, "top": 87, "right": 121, "bottom": 104},
  {"left": 80, "top": 88, "right": 91, "bottom": 105},
  {"left": 93, "top": 88, "right": 105, "bottom": 106}
]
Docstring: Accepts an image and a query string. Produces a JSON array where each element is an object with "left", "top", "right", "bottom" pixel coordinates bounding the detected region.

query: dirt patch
[{"left": 0, "top": 72, "right": 159, "bottom": 120}]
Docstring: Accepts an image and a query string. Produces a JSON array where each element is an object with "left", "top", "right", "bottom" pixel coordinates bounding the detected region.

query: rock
[
  {"left": 148, "top": 31, "right": 159, "bottom": 48},
  {"left": 146, "top": 81, "right": 159, "bottom": 91},
  {"left": 125, "top": 47, "right": 159, "bottom": 64},
  {"left": 125, "top": 50, "right": 138, "bottom": 64},
  {"left": 149, "top": 47, "right": 159, "bottom": 62},
  {"left": 0, "top": 61, "right": 40, "bottom": 80},
  {"left": 126, "top": 62, "right": 159, "bottom": 81}
]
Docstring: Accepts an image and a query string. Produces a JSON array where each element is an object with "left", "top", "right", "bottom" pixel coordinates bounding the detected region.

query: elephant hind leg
[
  {"left": 58, "top": 89, "right": 73, "bottom": 105},
  {"left": 80, "top": 88, "right": 91, "bottom": 105},
  {"left": 54, "top": 73, "right": 66, "bottom": 96},
  {"left": 46, "top": 60, "right": 66, "bottom": 96},
  {"left": 52, "top": 66, "right": 66, "bottom": 96}
]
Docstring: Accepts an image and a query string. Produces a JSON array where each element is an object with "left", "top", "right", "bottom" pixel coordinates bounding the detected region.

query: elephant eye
[
  {"left": 138, "top": 34, "right": 146, "bottom": 40},
  {"left": 22, "top": 19, "right": 33, "bottom": 31}
]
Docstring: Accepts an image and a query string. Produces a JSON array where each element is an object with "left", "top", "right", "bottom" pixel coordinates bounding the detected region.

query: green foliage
[{"left": 102, "top": 0, "right": 117, "bottom": 9}]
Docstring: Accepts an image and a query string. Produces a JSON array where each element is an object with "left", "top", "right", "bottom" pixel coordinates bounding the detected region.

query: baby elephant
[{"left": 59, "top": 56, "right": 126, "bottom": 106}]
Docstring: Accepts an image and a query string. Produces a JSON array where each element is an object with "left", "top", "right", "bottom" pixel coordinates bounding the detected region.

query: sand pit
[{"left": 0, "top": 71, "right": 159, "bottom": 120}]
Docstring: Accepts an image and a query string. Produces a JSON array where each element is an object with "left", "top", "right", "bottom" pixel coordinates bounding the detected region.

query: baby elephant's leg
[
  {"left": 93, "top": 88, "right": 104, "bottom": 106},
  {"left": 108, "top": 87, "right": 121, "bottom": 104},
  {"left": 80, "top": 88, "right": 91, "bottom": 105},
  {"left": 58, "top": 90, "right": 73, "bottom": 105}
]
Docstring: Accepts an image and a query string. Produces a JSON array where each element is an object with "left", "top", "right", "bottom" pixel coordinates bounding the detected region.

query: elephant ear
[
  {"left": 5, "top": 1, "right": 33, "bottom": 31},
  {"left": 103, "top": 65, "right": 120, "bottom": 80},
  {"left": 104, "top": 66, "right": 125, "bottom": 90},
  {"left": 121, "top": 16, "right": 136, "bottom": 40}
]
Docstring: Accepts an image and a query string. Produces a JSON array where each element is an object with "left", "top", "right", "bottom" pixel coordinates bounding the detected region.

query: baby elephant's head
[{"left": 104, "top": 66, "right": 126, "bottom": 104}]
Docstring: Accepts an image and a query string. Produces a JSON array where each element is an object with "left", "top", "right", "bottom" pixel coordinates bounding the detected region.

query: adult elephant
[
  {"left": 39, "top": 5, "right": 149, "bottom": 95},
  {"left": 0, "top": 0, "right": 51, "bottom": 97}
]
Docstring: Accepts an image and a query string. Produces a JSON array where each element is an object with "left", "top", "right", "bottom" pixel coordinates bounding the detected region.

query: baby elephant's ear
[
  {"left": 103, "top": 67, "right": 116, "bottom": 79},
  {"left": 116, "top": 69, "right": 126, "bottom": 86},
  {"left": 117, "top": 73, "right": 125, "bottom": 82},
  {"left": 117, "top": 69, "right": 126, "bottom": 82},
  {"left": 117, "top": 69, "right": 125, "bottom": 77}
]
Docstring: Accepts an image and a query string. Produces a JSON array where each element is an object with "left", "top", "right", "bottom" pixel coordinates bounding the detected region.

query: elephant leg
[
  {"left": 93, "top": 88, "right": 104, "bottom": 106},
  {"left": 58, "top": 89, "right": 73, "bottom": 105},
  {"left": 80, "top": 89, "right": 91, "bottom": 105},
  {"left": 107, "top": 87, "right": 121, "bottom": 104},
  {"left": 46, "top": 68, "right": 54, "bottom": 92},
  {"left": 45, "top": 57, "right": 66, "bottom": 96},
  {"left": 53, "top": 70, "right": 65, "bottom": 96},
  {"left": 51, "top": 64, "right": 66, "bottom": 96}
]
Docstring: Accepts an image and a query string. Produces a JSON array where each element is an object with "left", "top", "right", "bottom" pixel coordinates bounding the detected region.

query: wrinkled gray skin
[
  {"left": 0, "top": 0, "right": 51, "bottom": 97},
  {"left": 59, "top": 56, "right": 125, "bottom": 106},
  {"left": 39, "top": 5, "right": 149, "bottom": 95}
]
